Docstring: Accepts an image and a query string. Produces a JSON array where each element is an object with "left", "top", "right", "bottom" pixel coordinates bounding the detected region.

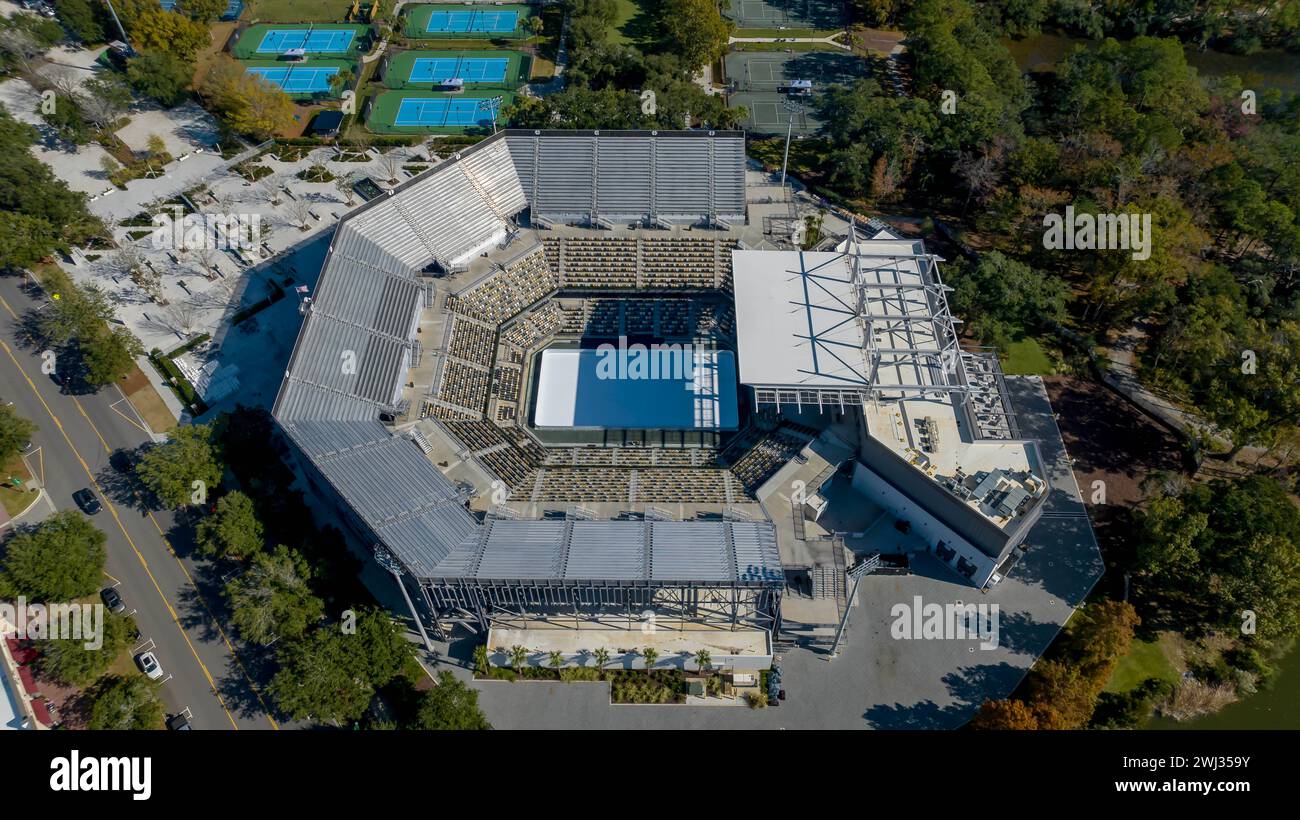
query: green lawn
[
  {"left": 609, "top": 0, "right": 653, "bottom": 45},
  {"left": 1000, "top": 336, "right": 1055, "bottom": 375},
  {"left": 245, "top": 0, "right": 357, "bottom": 23},
  {"left": 1105, "top": 636, "right": 1181, "bottom": 694}
]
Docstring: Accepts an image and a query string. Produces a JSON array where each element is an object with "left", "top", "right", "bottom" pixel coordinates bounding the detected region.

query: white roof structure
[{"left": 731, "top": 227, "right": 966, "bottom": 406}]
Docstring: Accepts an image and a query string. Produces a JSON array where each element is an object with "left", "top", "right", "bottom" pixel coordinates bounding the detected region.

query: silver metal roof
[{"left": 273, "top": 131, "right": 782, "bottom": 587}]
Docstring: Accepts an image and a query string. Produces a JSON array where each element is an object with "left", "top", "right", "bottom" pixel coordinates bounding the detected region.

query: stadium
[{"left": 272, "top": 129, "right": 1058, "bottom": 670}]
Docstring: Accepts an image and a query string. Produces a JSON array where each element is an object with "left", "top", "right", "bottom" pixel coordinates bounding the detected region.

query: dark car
[
  {"left": 100, "top": 587, "right": 125, "bottom": 614},
  {"left": 165, "top": 713, "right": 192, "bottom": 731},
  {"left": 72, "top": 488, "right": 102, "bottom": 515}
]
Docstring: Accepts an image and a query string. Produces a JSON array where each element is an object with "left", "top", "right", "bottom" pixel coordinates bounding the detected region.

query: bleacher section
[
  {"left": 729, "top": 424, "right": 818, "bottom": 494},
  {"left": 542, "top": 236, "right": 736, "bottom": 292}
]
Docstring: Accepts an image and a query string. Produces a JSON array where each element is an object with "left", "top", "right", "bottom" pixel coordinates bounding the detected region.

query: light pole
[
  {"left": 102, "top": 0, "right": 132, "bottom": 53},
  {"left": 780, "top": 98, "right": 803, "bottom": 188},
  {"left": 477, "top": 95, "right": 504, "bottom": 135}
]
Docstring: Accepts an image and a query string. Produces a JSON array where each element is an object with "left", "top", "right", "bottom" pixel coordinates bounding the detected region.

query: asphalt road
[{"left": 0, "top": 274, "right": 276, "bottom": 730}]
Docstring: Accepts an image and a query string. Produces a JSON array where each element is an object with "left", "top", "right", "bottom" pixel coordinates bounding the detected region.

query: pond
[
  {"left": 1149, "top": 646, "right": 1300, "bottom": 730},
  {"left": 1001, "top": 32, "right": 1300, "bottom": 96}
]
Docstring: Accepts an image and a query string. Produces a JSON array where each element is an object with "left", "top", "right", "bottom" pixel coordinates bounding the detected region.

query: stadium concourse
[{"left": 272, "top": 130, "right": 1103, "bottom": 704}]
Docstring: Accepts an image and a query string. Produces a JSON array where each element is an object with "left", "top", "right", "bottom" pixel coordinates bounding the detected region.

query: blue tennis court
[
  {"left": 426, "top": 10, "right": 519, "bottom": 33},
  {"left": 409, "top": 56, "right": 508, "bottom": 84},
  {"left": 256, "top": 28, "right": 355, "bottom": 54},
  {"left": 246, "top": 66, "right": 339, "bottom": 94},
  {"left": 395, "top": 97, "right": 494, "bottom": 127}
]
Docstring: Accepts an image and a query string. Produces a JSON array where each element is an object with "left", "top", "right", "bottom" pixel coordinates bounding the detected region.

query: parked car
[
  {"left": 135, "top": 652, "right": 163, "bottom": 680},
  {"left": 73, "top": 488, "right": 101, "bottom": 515},
  {"left": 100, "top": 587, "right": 125, "bottom": 614},
  {"left": 165, "top": 713, "right": 192, "bottom": 731}
]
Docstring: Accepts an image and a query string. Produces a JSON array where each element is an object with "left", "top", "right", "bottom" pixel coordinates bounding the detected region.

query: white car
[{"left": 135, "top": 651, "right": 164, "bottom": 680}]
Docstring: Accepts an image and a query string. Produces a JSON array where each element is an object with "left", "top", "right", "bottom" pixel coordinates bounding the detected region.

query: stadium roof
[
  {"left": 273, "top": 130, "right": 781, "bottom": 586},
  {"left": 505, "top": 129, "right": 746, "bottom": 227},
  {"left": 731, "top": 228, "right": 965, "bottom": 400}
]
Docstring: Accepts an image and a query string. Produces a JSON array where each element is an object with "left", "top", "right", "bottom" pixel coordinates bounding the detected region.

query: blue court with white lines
[
  {"left": 245, "top": 66, "right": 339, "bottom": 94},
  {"left": 408, "top": 56, "right": 509, "bottom": 84},
  {"left": 426, "top": 10, "right": 519, "bottom": 33},
  {"left": 256, "top": 28, "right": 355, "bottom": 54},
  {"left": 394, "top": 97, "right": 494, "bottom": 127}
]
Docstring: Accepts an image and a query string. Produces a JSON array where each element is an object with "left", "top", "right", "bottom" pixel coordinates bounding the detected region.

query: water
[
  {"left": 1148, "top": 647, "right": 1300, "bottom": 730},
  {"left": 1001, "top": 32, "right": 1300, "bottom": 95}
]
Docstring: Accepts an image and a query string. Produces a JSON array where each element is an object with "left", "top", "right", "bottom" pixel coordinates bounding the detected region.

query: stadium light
[
  {"left": 780, "top": 99, "right": 804, "bottom": 188},
  {"left": 477, "top": 95, "right": 504, "bottom": 135}
]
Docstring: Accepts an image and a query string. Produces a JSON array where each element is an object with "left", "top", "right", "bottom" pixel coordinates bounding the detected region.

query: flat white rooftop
[{"left": 732, "top": 239, "right": 950, "bottom": 393}]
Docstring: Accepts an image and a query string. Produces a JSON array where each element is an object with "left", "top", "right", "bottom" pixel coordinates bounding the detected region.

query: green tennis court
[
  {"left": 368, "top": 89, "right": 516, "bottom": 133},
  {"left": 232, "top": 23, "right": 368, "bottom": 59},
  {"left": 404, "top": 4, "right": 532, "bottom": 39},
  {"left": 384, "top": 50, "right": 528, "bottom": 89}
]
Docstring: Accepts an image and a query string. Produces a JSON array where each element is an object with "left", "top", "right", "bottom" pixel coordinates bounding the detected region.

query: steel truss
[
  {"left": 419, "top": 577, "right": 783, "bottom": 635},
  {"left": 752, "top": 224, "right": 982, "bottom": 409}
]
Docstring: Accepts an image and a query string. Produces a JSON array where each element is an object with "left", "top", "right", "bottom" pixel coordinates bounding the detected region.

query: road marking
[
  {"left": 59, "top": 363, "right": 278, "bottom": 729},
  {"left": 102, "top": 570, "right": 121, "bottom": 585},
  {"left": 109, "top": 397, "right": 151, "bottom": 435},
  {"left": 0, "top": 336, "right": 241, "bottom": 730}
]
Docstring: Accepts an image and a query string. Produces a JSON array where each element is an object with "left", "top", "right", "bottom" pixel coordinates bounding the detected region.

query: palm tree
[
  {"left": 693, "top": 649, "right": 712, "bottom": 673},
  {"left": 547, "top": 650, "right": 565, "bottom": 672},
  {"left": 472, "top": 644, "right": 489, "bottom": 676},
  {"left": 508, "top": 644, "right": 529, "bottom": 675},
  {"left": 642, "top": 647, "right": 659, "bottom": 671},
  {"left": 591, "top": 647, "right": 611, "bottom": 671}
]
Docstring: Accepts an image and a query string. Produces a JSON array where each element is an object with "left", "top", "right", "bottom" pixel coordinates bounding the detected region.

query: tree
[
  {"left": 590, "top": 646, "right": 610, "bottom": 670},
  {"left": 547, "top": 650, "right": 565, "bottom": 671},
  {"left": 126, "top": 51, "right": 193, "bottom": 107},
  {"left": 196, "top": 490, "right": 264, "bottom": 560},
  {"left": 411, "top": 671, "right": 490, "bottom": 729},
  {"left": 146, "top": 133, "right": 167, "bottom": 158},
  {"left": 39, "top": 281, "right": 115, "bottom": 345},
  {"left": 0, "top": 510, "right": 107, "bottom": 601},
  {"left": 0, "top": 404, "right": 37, "bottom": 463},
  {"left": 87, "top": 675, "right": 165, "bottom": 730},
  {"left": 270, "top": 627, "right": 370, "bottom": 723},
  {"left": 225, "top": 545, "right": 323, "bottom": 644},
  {"left": 642, "top": 646, "right": 658, "bottom": 670},
  {"left": 0, "top": 108, "right": 104, "bottom": 250},
  {"left": 79, "top": 75, "right": 133, "bottom": 131},
  {"left": 200, "top": 57, "right": 294, "bottom": 139},
  {"left": 177, "top": 0, "right": 228, "bottom": 23},
  {"left": 125, "top": 7, "right": 212, "bottom": 60},
  {"left": 80, "top": 326, "right": 144, "bottom": 387},
  {"left": 693, "top": 648, "right": 711, "bottom": 672},
  {"left": 0, "top": 214, "right": 57, "bottom": 270},
  {"left": 53, "top": 0, "right": 105, "bottom": 44},
  {"left": 508, "top": 644, "right": 529, "bottom": 674},
  {"left": 971, "top": 698, "right": 1040, "bottom": 730},
  {"left": 656, "top": 0, "right": 732, "bottom": 71},
  {"left": 334, "top": 172, "right": 359, "bottom": 205},
  {"left": 135, "top": 423, "right": 223, "bottom": 509},
  {"left": 40, "top": 613, "right": 136, "bottom": 686},
  {"left": 947, "top": 251, "right": 1068, "bottom": 351}
]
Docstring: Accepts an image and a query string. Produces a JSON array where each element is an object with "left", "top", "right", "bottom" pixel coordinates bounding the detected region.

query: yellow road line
[
  {"left": 102, "top": 570, "right": 121, "bottom": 585},
  {"left": 0, "top": 336, "right": 240, "bottom": 730},
  {"left": 71, "top": 378, "right": 279, "bottom": 728}
]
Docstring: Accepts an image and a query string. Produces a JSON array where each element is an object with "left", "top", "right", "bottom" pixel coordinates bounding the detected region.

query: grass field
[
  {"left": 0, "top": 454, "right": 37, "bottom": 517},
  {"left": 244, "top": 0, "right": 357, "bottom": 22},
  {"left": 1105, "top": 635, "right": 1181, "bottom": 694},
  {"left": 1000, "top": 336, "right": 1056, "bottom": 375}
]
